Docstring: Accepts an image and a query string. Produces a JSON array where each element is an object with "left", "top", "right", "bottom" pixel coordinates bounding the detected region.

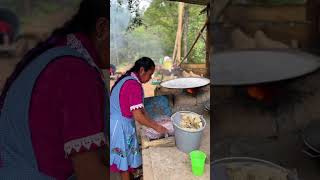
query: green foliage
[
  {"left": 142, "top": 0, "right": 178, "bottom": 55},
  {"left": 110, "top": 0, "right": 207, "bottom": 65},
  {"left": 141, "top": 1, "right": 207, "bottom": 64},
  {"left": 185, "top": 5, "right": 206, "bottom": 63}
]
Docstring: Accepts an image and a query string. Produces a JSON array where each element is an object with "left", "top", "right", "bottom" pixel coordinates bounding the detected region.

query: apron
[
  {"left": 109, "top": 76, "right": 143, "bottom": 171},
  {"left": 0, "top": 34, "right": 107, "bottom": 180}
]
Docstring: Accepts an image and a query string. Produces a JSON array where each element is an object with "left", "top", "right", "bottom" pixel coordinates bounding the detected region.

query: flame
[
  {"left": 186, "top": 88, "right": 199, "bottom": 95},
  {"left": 247, "top": 85, "right": 283, "bottom": 104},
  {"left": 187, "top": 88, "right": 195, "bottom": 94},
  {"left": 247, "top": 86, "right": 268, "bottom": 101}
]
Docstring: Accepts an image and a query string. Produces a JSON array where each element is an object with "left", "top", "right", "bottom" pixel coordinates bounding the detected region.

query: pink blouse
[
  {"left": 29, "top": 33, "right": 106, "bottom": 180},
  {"left": 119, "top": 72, "right": 144, "bottom": 118}
]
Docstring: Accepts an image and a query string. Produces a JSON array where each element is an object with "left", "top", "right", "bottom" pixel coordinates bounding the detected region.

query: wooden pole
[
  {"left": 172, "top": 35, "right": 178, "bottom": 62},
  {"left": 183, "top": 5, "right": 189, "bottom": 63},
  {"left": 174, "top": 2, "right": 185, "bottom": 64},
  {"left": 208, "top": 0, "right": 215, "bottom": 79},
  {"left": 206, "top": 3, "right": 211, "bottom": 78}
]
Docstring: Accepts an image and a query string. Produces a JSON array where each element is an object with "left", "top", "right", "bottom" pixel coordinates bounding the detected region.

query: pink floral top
[{"left": 28, "top": 33, "right": 106, "bottom": 180}]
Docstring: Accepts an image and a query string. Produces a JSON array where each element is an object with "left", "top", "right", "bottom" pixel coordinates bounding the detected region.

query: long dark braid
[
  {"left": 0, "top": 0, "right": 109, "bottom": 111},
  {"left": 111, "top": 57, "right": 155, "bottom": 93}
]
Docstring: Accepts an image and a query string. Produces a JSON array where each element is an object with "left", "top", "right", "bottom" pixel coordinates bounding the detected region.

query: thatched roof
[{"left": 168, "top": 0, "right": 208, "bottom": 5}]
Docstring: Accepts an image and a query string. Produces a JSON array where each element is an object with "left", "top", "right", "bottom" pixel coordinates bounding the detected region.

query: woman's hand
[
  {"left": 154, "top": 124, "right": 168, "bottom": 134},
  {"left": 132, "top": 109, "right": 168, "bottom": 135}
]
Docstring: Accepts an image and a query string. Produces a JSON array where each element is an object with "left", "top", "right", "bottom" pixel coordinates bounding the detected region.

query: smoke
[
  {"left": 110, "top": 0, "right": 165, "bottom": 66},
  {"left": 110, "top": 1, "right": 130, "bottom": 66}
]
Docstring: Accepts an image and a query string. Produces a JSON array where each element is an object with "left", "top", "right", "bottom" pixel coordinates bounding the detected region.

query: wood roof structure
[{"left": 168, "top": 0, "right": 208, "bottom": 5}]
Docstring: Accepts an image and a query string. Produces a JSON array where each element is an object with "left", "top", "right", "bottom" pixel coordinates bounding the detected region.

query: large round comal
[{"left": 211, "top": 49, "right": 320, "bottom": 86}]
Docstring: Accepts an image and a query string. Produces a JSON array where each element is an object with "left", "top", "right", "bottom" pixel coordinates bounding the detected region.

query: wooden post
[
  {"left": 205, "top": 5, "right": 210, "bottom": 78},
  {"left": 307, "top": 0, "right": 320, "bottom": 48},
  {"left": 183, "top": 5, "right": 189, "bottom": 63},
  {"left": 208, "top": 0, "right": 214, "bottom": 78},
  {"left": 172, "top": 35, "right": 178, "bottom": 62},
  {"left": 174, "top": 2, "right": 185, "bottom": 64}
]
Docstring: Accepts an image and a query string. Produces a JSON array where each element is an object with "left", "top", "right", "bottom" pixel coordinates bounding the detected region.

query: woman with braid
[{"left": 110, "top": 57, "right": 168, "bottom": 180}]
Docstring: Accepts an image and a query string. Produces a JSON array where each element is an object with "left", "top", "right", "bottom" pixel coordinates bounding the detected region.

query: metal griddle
[
  {"left": 160, "top": 77, "right": 210, "bottom": 89},
  {"left": 211, "top": 49, "right": 320, "bottom": 86}
]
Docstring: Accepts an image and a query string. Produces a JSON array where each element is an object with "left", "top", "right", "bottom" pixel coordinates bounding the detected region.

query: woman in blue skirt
[{"left": 110, "top": 57, "right": 168, "bottom": 180}]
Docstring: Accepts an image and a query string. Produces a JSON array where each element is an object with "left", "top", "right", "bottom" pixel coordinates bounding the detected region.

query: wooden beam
[
  {"left": 208, "top": 0, "right": 214, "bottom": 78},
  {"left": 240, "top": 22, "right": 312, "bottom": 48},
  {"left": 168, "top": 0, "right": 208, "bottom": 5},
  {"left": 224, "top": 5, "right": 307, "bottom": 23},
  {"left": 206, "top": 4, "right": 210, "bottom": 78}
]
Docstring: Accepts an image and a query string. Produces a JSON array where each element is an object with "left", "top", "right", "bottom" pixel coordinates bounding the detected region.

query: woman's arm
[
  {"left": 132, "top": 108, "right": 168, "bottom": 134},
  {"left": 71, "top": 147, "right": 109, "bottom": 180}
]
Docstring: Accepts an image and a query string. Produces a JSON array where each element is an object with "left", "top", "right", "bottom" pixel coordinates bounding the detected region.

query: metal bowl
[
  {"left": 302, "top": 121, "right": 320, "bottom": 158},
  {"left": 212, "top": 157, "right": 299, "bottom": 180}
]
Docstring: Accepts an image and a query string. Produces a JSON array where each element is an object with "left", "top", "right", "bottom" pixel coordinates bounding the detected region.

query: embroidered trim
[
  {"left": 130, "top": 103, "right": 144, "bottom": 111},
  {"left": 131, "top": 72, "right": 141, "bottom": 84},
  {"left": 64, "top": 132, "right": 106, "bottom": 157},
  {"left": 111, "top": 147, "right": 126, "bottom": 158},
  {"left": 111, "top": 147, "right": 141, "bottom": 158},
  {"left": 67, "top": 34, "right": 93, "bottom": 63},
  {"left": 66, "top": 33, "right": 106, "bottom": 85}
]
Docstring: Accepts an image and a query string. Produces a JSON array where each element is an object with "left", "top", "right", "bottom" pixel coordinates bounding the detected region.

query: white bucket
[{"left": 171, "top": 111, "right": 206, "bottom": 153}]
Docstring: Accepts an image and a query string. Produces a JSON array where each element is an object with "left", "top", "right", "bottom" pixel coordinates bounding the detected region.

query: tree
[
  {"left": 142, "top": 0, "right": 206, "bottom": 63},
  {"left": 109, "top": 0, "right": 207, "bottom": 65}
]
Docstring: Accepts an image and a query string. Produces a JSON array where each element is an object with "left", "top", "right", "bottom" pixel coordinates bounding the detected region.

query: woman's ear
[{"left": 139, "top": 67, "right": 146, "bottom": 76}]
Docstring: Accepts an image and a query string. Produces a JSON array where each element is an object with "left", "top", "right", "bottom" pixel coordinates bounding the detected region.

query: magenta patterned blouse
[
  {"left": 119, "top": 72, "right": 144, "bottom": 118},
  {"left": 28, "top": 33, "right": 106, "bottom": 180}
]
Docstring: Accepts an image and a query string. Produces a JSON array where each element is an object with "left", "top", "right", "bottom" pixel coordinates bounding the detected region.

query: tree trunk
[{"left": 183, "top": 5, "right": 189, "bottom": 63}]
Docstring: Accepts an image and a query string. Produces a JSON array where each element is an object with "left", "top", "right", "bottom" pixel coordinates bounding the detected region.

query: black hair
[
  {"left": 111, "top": 57, "right": 155, "bottom": 93},
  {"left": 0, "top": 0, "right": 109, "bottom": 111}
]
